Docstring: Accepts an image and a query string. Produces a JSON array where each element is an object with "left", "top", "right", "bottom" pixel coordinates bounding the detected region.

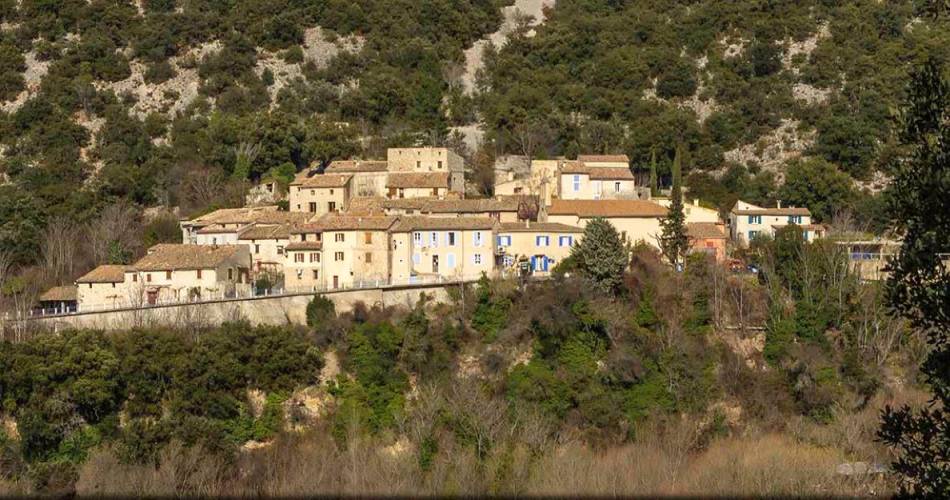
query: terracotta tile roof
[
  {"left": 499, "top": 222, "right": 584, "bottom": 233},
  {"left": 390, "top": 216, "right": 498, "bottom": 232},
  {"left": 577, "top": 154, "right": 630, "bottom": 163},
  {"left": 734, "top": 207, "right": 811, "bottom": 216},
  {"left": 134, "top": 244, "right": 246, "bottom": 271},
  {"left": 293, "top": 173, "right": 352, "bottom": 188},
  {"left": 687, "top": 223, "right": 726, "bottom": 240},
  {"left": 40, "top": 285, "right": 78, "bottom": 302},
  {"left": 238, "top": 224, "right": 292, "bottom": 240},
  {"left": 548, "top": 200, "right": 668, "bottom": 218},
  {"left": 77, "top": 265, "right": 133, "bottom": 283},
  {"left": 325, "top": 160, "right": 389, "bottom": 173},
  {"left": 421, "top": 198, "right": 521, "bottom": 213},
  {"left": 189, "top": 207, "right": 309, "bottom": 226},
  {"left": 286, "top": 241, "right": 324, "bottom": 251},
  {"left": 309, "top": 214, "right": 398, "bottom": 231},
  {"left": 386, "top": 172, "right": 450, "bottom": 188},
  {"left": 196, "top": 226, "right": 241, "bottom": 235},
  {"left": 560, "top": 161, "right": 588, "bottom": 174},
  {"left": 290, "top": 223, "right": 322, "bottom": 234},
  {"left": 586, "top": 167, "right": 634, "bottom": 180}
]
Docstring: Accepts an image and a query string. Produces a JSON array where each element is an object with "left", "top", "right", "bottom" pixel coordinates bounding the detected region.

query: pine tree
[
  {"left": 570, "top": 218, "right": 628, "bottom": 295},
  {"left": 878, "top": 59, "right": 950, "bottom": 497},
  {"left": 659, "top": 144, "right": 689, "bottom": 267},
  {"left": 649, "top": 147, "right": 659, "bottom": 198}
]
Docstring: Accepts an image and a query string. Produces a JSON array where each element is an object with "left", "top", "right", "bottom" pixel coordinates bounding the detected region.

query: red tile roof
[
  {"left": 386, "top": 172, "right": 450, "bottom": 188},
  {"left": 548, "top": 200, "right": 668, "bottom": 218}
]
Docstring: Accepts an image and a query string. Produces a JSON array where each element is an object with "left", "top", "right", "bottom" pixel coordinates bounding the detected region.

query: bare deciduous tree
[{"left": 41, "top": 217, "right": 82, "bottom": 286}]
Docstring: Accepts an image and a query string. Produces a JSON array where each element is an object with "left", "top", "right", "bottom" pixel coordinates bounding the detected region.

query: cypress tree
[
  {"left": 878, "top": 59, "right": 950, "bottom": 497},
  {"left": 659, "top": 144, "right": 689, "bottom": 267},
  {"left": 570, "top": 217, "right": 628, "bottom": 295},
  {"left": 649, "top": 147, "right": 659, "bottom": 197}
]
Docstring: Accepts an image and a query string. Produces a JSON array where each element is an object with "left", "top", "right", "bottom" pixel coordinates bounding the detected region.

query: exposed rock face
[
  {"left": 461, "top": 0, "right": 557, "bottom": 94},
  {"left": 724, "top": 119, "right": 816, "bottom": 179}
]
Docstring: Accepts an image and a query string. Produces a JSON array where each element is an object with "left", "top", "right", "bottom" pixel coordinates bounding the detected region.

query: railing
[{"left": 13, "top": 275, "right": 479, "bottom": 320}]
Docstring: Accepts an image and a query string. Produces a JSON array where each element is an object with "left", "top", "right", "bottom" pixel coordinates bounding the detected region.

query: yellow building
[
  {"left": 496, "top": 222, "right": 584, "bottom": 275},
  {"left": 418, "top": 197, "right": 526, "bottom": 223},
  {"left": 729, "top": 200, "right": 818, "bottom": 244},
  {"left": 238, "top": 224, "right": 292, "bottom": 274},
  {"left": 389, "top": 217, "right": 498, "bottom": 283},
  {"left": 386, "top": 147, "right": 465, "bottom": 192},
  {"left": 546, "top": 199, "right": 668, "bottom": 247},
  {"left": 289, "top": 173, "right": 352, "bottom": 214},
  {"left": 559, "top": 162, "right": 637, "bottom": 200},
  {"left": 284, "top": 224, "right": 325, "bottom": 291},
  {"left": 181, "top": 206, "right": 309, "bottom": 244}
]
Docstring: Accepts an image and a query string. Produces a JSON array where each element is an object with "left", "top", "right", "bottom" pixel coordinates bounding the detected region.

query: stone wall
[{"left": 28, "top": 283, "right": 457, "bottom": 332}]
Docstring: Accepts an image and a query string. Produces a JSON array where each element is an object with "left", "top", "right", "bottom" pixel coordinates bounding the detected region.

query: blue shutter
[{"left": 447, "top": 253, "right": 455, "bottom": 268}]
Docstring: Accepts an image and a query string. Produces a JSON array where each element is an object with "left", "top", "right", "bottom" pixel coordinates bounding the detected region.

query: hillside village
[{"left": 31, "top": 146, "right": 865, "bottom": 316}]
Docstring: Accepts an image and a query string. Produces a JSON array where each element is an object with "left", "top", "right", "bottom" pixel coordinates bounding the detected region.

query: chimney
[
  {"left": 776, "top": 200, "right": 782, "bottom": 209},
  {"left": 693, "top": 198, "right": 699, "bottom": 207}
]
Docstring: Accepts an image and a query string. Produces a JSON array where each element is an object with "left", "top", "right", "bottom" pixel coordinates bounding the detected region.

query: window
[
  {"left": 328, "top": 201, "right": 336, "bottom": 212},
  {"left": 365, "top": 252, "right": 373, "bottom": 264},
  {"left": 447, "top": 232, "right": 456, "bottom": 246},
  {"left": 416, "top": 161, "right": 421, "bottom": 168},
  {"left": 473, "top": 254, "right": 482, "bottom": 265},
  {"left": 412, "top": 253, "right": 421, "bottom": 265},
  {"left": 748, "top": 215, "right": 762, "bottom": 224},
  {"left": 536, "top": 235, "right": 550, "bottom": 247},
  {"left": 573, "top": 175, "right": 581, "bottom": 192},
  {"left": 445, "top": 252, "right": 457, "bottom": 269},
  {"left": 559, "top": 236, "right": 573, "bottom": 247},
  {"left": 749, "top": 230, "right": 759, "bottom": 240},
  {"left": 497, "top": 235, "right": 511, "bottom": 247},
  {"left": 212, "top": 237, "right": 217, "bottom": 245},
  {"left": 309, "top": 202, "right": 317, "bottom": 213},
  {"left": 335, "top": 251, "right": 344, "bottom": 261},
  {"left": 329, "top": 189, "right": 334, "bottom": 195},
  {"left": 132, "top": 274, "right": 138, "bottom": 282},
  {"left": 335, "top": 233, "right": 344, "bottom": 242},
  {"left": 301, "top": 234, "right": 307, "bottom": 241},
  {"left": 295, "top": 253, "right": 304, "bottom": 263},
  {"left": 309, "top": 253, "right": 320, "bottom": 263},
  {"left": 615, "top": 182, "right": 621, "bottom": 192},
  {"left": 166, "top": 270, "right": 172, "bottom": 280},
  {"left": 365, "top": 232, "right": 373, "bottom": 244},
  {"left": 228, "top": 269, "right": 233, "bottom": 280},
  {"left": 437, "top": 160, "right": 443, "bottom": 169},
  {"left": 277, "top": 246, "right": 284, "bottom": 255},
  {"left": 430, "top": 232, "right": 438, "bottom": 247},
  {"left": 254, "top": 244, "right": 260, "bottom": 254},
  {"left": 413, "top": 232, "right": 422, "bottom": 245},
  {"left": 197, "top": 269, "right": 202, "bottom": 279},
  {"left": 112, "top": 283, "right": 115, "bottom": 288},
  {"left": 474, "top": 231, "right": 483, "bottom": 247},
  {"left": 503, "top": 255, "right": 514, "bottom": 266},
  {"left": 312, "top": 270, "right": 319, "bottom": 279},
  {"left": 803, "top": 231, "right": 810, "bottom": 241},
  {"left": 788, "top": 215, "right": 802, "bottom": 224}
]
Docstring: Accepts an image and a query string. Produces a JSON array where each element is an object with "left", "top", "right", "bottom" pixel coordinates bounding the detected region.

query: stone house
[
  {"left": 75, "top": 265, "right": 133, "bottom": 311},
  {"left": 124, "top": 244, "right": 251, "bottom": 305},
  {"left": 288, "top": 173, "right": 352, "bottom": 214}
]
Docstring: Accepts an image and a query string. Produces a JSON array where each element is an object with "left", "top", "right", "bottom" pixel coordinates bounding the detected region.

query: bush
[{"left": 144, "top": 60, "right": 176, "bottom": 84}]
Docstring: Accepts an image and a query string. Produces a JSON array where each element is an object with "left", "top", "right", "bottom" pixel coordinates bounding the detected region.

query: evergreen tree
[
  {"left": 649, "top": 147, "right": 659, "bottom": 197},
  {"left": 659, "top": 145, "right": 689, "bottom": 267},
  {"left": 878, "top": 59, "right": 950, "bottom": 497},
  {"left": 570, "top": 218, "right": 628, "bottom": 295}
]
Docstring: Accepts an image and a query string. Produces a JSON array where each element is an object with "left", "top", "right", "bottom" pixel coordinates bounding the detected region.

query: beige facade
[
  {"left": 558, "top": 170, "right": 636, "bottom": 200},
  {"left": 238, "top": 225, "right": 291, "bottom": 274},
  {"left": 654, "top": 198, "right": 721, "bottom": 224},
  {"left": 575, "top": 154, "right": 630, "bottom": 168},
  {"left": 289, "top": 174, "right": 351, "bottom": 214},
  {"left": 125, "top": 244, "right": 251, "bottom": 305},
  {"left": 76, "top": 265, "right": 134, "bottom": 311},
  {"left": 546, "top": 200, "right": 668, "bottom": 248},
  {"left": 181, "top": 206, "right": 309, "bottom": 244},
  {"left": 496, "top": 222, "right": 583, "bottom": 275},
  {"left": 389, "top": 217, "right": 497, "bottom": 283},
  {"left": 729, "top": 200, "right": 817, "bottom": 245},
  {"left": 284, "top": 229, "right": 324, "bottom": 291},
  {"left": 386, "top": 147, "right": 465, "bottom": 192},
  {"left": 325, "top": 160, "right": 389, "bottom": 198}
]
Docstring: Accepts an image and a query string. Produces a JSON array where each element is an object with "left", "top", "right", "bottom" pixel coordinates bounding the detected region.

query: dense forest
[{"left": 0, "top": 232, "right": 920, "bottom": 495}]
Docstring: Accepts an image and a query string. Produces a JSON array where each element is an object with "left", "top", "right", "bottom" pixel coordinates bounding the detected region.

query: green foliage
[
  {"left": 471, "top": 274, "right": 511, "bottom": 342},
  {"left": 879, "top": 58, "right": 950, "bottom": 497},
  {"left": 570, "top": 218, "right": 629, "bottom": 295},
  {"left": 659, "top": 144, "right": 689, "bottom": 266},
  {"left": 779, "top": 157, "right": 856, "bottom": 222},
  {"left": 306, "top": 295, "right": 336, "bottom": 328}
]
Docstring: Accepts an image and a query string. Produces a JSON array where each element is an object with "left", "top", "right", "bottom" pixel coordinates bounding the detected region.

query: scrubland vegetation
[{"left": 0, "top": 234, "right": 920, "bottom": 495}]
